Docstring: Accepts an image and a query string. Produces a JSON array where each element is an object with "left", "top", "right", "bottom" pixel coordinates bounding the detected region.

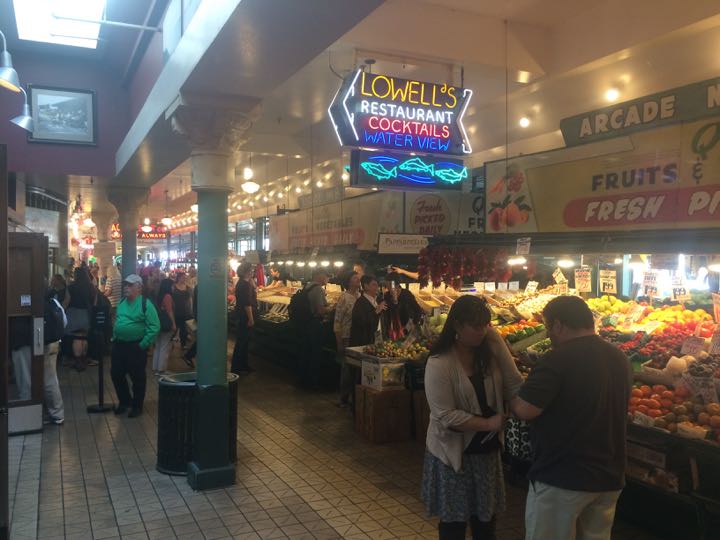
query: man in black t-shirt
[{"left": 511, "top": 296, "right": 632, "bottom": 540}]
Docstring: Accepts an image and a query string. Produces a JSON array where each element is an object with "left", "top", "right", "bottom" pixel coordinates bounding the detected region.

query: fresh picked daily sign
[{"left": 329, "top": 70, "right": 472, "bottom": 156}]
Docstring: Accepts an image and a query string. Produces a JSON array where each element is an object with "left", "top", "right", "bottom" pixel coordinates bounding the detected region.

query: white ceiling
[{"left": 65, "top": 0, "right": 720, "bottom": 225}]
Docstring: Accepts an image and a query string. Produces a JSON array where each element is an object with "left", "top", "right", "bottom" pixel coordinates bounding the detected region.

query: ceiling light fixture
[
  {"left": 296, "top": 261, "right": 306, "bottom": 267},
  {"left": 10, "top": 87, "right": 33, "bottom": 132},
  {"left": 0, "top": 30, "right": 20, "bottom": 92},
  {"left": 316, "top": 180, "right": 323, "bottom": 188},
  {"left": 320, "top": 261, "right": 330, "bottom": 267},
  {"left": 333, "top": 261, "right": 344, "bottom": 268},
  {"left": 557, "top": 258, "right": 575, "bottom": 268},
  {"left": 519, "top": 117, "right": 531, "bottom": 128},
  {"left": 243, "top": 166, "right": 253, "bottom": 180},
  {"left": 342, "top": 171, "right": 349, "bottom": 181},
  {"left": 161, "top": 189, "right": 172, "bottom": 226},
  {"left": 508, "top": 256, "right": 527, "bottom": 266},
  {"left": 295, "top": 186, "right": 302, "bottom": 194},
  {"left": 614, "top": 257, "right": 623, "bottom": 265},
  {"left": 241, "top": 181, "right": 260, "bottom": 194},
  {"left": 144, "top": 217, "right": 151, "bottom": 225},
  {"left": 605, "top": 88, "right": 620, "bottom": 102},
  {"left": 308, "top": 261, "right": 318, "bottom": 268}
]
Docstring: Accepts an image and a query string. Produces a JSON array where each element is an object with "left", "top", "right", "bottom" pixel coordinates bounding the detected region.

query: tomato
[
  {"left": 661, "top": 390, "right": 674, "bottom": 399},
  {"left": 647, "top": 409, "right": 663, "bottom": 418},
  {"left": 652, "top": 385, "right": 668, "bottom": 393},
  {"left": 660, "top": 398, "right": 673, "bottom": 409},
  {"left": 630, "top": 397, "right": 641, "bottom": 406},
  {"left": 637, "top": 405, "right": 649, "bottom": 415},
  {"left": 650, "top": 394, "right": 662, "bottom": 402},
  {"left": 640, "top": 385, "right": 652, "bottom": 397},
  {"left": 646, "top": 399, "right": 661, "bottom": 410},
  {"left": 631, "top": 388, "right": 643, "bottom": 398}
]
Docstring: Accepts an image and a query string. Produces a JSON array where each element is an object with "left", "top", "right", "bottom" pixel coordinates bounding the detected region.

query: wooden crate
[
  {"left": 413, "top": 390, "right": 430, "bottom": 444},
  {"left": 355, "top": 385, "right": 412, "bottom": 443}
]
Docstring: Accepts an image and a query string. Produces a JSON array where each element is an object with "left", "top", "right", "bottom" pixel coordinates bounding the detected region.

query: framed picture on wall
[{"left": 27, "top": 85, "right": 96, "bottom": 145}]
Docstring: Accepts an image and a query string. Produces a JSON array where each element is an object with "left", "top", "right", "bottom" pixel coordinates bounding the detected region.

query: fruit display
[
  {"left": 527, "top": 338, "right": 552, "bottom": 355},
  {"left": 362, "top": 338, "right": 431, "bottom": 361},
  {"left": 497, "top": 320, "right": 545, "bottom": 343},
  {"left": 587, "top": 295, "right": 633, "bottom": 316},
  {"left": 628, "top": 383, "right": 720, "bottom": 444},
  {"left": 426, "top": 313, "right": 448, "bottom": 336},
  {"left": 640, "top": 304, "right": 712, "bottom": 326}
]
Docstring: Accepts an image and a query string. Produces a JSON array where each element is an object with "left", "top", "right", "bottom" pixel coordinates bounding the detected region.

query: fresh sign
[{"left": 328, "top": 70, "right": 473, "bottom": 155}]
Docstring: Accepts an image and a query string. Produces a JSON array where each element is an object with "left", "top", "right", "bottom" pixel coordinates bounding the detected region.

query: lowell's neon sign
[{"left": 329, "top": 70, "right": 472, "bottom": 155}]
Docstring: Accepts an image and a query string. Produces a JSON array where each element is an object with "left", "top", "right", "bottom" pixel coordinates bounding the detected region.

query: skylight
[{"left": 13, "top": 0, "right": 106, "bottom": 49}]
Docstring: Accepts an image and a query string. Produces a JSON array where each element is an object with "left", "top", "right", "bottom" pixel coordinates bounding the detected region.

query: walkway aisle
[{"left": 9, "top": 352, "right": 655, "bottom": 540}]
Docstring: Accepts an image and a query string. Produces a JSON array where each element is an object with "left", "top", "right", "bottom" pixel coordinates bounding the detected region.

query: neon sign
[
  {"left": 329, "top": 70, "right": 473, "bottom": 155},
  {"left": 110, "top": 223, "right": 169, "bottom": 240},
  {"left": 350, "top": 150, "right": 465, "bottom": 191}
]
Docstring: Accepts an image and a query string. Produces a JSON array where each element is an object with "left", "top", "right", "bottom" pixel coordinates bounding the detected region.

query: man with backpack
[
  {"left": 44, "top": 291, "right": 67, "bottom": 425},
  {"left": 111, "top": 274, "right": 160, "bottom": 418},
  {"left": 290, "top": 269, "right": 331, "bottom": 388}
]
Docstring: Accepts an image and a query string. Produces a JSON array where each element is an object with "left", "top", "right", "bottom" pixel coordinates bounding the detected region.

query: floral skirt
[{"left": 421, "top": 449, "right": 506, "bottom": 523}]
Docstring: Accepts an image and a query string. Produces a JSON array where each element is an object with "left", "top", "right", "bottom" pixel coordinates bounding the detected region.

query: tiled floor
[{"left": 8, "top": 345, "right": 659, "bottom": 540}]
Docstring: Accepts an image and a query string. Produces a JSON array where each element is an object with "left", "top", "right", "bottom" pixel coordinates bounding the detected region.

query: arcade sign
[
  {"left": 350, "top": 150, "right": 466, "bottom": 190},
  {"left": 329, "top": 70, "right": 473, "bottom": 156}
]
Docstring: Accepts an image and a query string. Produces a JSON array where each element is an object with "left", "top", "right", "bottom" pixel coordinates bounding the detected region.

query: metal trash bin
[{"left": 156, "top": 372, "right": 239, "bottom": 475}]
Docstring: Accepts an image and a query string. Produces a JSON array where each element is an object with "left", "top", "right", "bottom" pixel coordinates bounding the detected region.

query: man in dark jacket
[{"left": 349, "top": 275, "right": 387, "bottom": 347}]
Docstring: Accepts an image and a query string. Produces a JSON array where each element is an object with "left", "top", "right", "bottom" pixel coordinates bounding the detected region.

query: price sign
[
  {"left": 525, "top": 281, "right": 539, "bottom": 294},
  {"left": 671, "top": 276, "right": 691, "bottom": 303},
  {"left": 509, "top": 281, "right": 520, "bottom": 291},
  {"left": 473, "top": 282, "right": 484, "bottom": 292},
  {"left": 599, "top": 270, "right": 617, "bottom": 294},
  {"left": 553, "top": 267, "right": 568, "bottom": 284},
  {"left": 709, "top": 331, "right": 720, "bottom": 356},
  {"left": 638, "top": 320, "right": 663, "bottom": 335},
  {"left": 574, "top": 267, "right": 592, "bottom": 293},
  {"left": 497, "top": 282, "right": 508, "bottom": 291},
  {"left": 681, "top": 336, "right": 706, "bottom": 356},
  {"left": 643, "top": 271, "right": 658, "bottom": 297},
  {"left": 633, "top": 411, "right": 656, "bottom": 428},
  {"left": 628, "top": 304, "right": 646, "bottom": 322},
  {"left": 484, "top": 282, "right": 496, "bottom": 292},
  {"left": 556, "top": 283, "right": 569, "bottom": 295},
  {"left": 681, "top": 373, "right": 719, "bottom": 404},
  {"left": 516, "top": 237, "right": 531, "bottom": 255}
]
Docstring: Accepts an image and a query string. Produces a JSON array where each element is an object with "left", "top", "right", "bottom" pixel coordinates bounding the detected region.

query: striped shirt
[{"left": 104, "top": 275, "right": 122, "bottom": 307}]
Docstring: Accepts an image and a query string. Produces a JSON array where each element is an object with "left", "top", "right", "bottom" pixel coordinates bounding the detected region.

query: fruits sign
[
  {"left": 329, "top": 70, "right": 473, "bottom": 155},
  {"left": 484, "top": 118, "right": 720, "bottom": 233}
]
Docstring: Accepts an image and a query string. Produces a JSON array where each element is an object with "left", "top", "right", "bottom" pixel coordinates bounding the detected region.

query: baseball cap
[{"left": 123, "top": 274, "right": 143, "bottom": 285}]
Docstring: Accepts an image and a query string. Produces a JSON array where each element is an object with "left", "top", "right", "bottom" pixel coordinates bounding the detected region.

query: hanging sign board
[
  {"left": 560, "top": 76, "right": 720, "bottom": 147},
  {"left": 599, "top": 270, "right": 617, "bottom": 294},
  {"left": 377, "top": 233, "right": 430, "bottom": 254},
  {"left": 329, "top": 69, "right": 473, "bottom": 155},
  {"left": 574, "top": 267, "right": 592, "bottom": 293},
  {"left": 351, "top": 150, "right": 466, "bottom": 190}
]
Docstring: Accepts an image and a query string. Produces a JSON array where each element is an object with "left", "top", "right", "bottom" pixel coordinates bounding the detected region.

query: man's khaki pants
[{"left": 525, "top": 480, "right": 622, "bottom": 540}]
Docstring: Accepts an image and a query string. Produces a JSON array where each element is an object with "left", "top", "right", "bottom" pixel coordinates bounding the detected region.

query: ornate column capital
[{"left": 168, "top": 94, "right": 260, "bottom": 156}]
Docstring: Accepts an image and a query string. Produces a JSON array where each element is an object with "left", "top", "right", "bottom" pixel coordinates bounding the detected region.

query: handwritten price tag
[
  {"left": 574, "top": 267, "right": 592, "bottom": 293},
  {"left": 473, "top": 282, "right": 484, "bottom": 292},
  {"left": 681, "top": 373, "right": 719, "bottom": 404},
  {"left": 681, "top": 336, "right": 706, "bottom": 356},
  {"left": 525, "top": 281, "right": 538, "bottom": 294},
  {"left": 509, "top": 281, "right": 520, "bottom": 291},
  {"left": 484, "top": 282, "right": 496, "bottom": 292},
  {"left": 599, "top": 270, "right": 617, "bottom": 294},
  {"left": 553, "top": 267, "right": 568, "bottom": 284},
  {"left": 497, "top": 282, "right": 508, "bottom": 291}
]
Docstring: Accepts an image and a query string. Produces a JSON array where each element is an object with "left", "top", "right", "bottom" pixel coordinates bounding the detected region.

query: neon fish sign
[
  {"left": 350, "top": 150, "right": 466, "bottom": 191},
  {"left": 329, "top": 70, "right": 473, "bottom": 155}
]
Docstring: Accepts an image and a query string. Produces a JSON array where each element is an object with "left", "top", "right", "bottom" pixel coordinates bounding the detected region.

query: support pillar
[
  {"left": 169, "top": 94, "right": 259, "bottom": 491},
  {"left": 108, "top": 187, "right": 148, "bottom": 278},
  {"left": 92, "top": 210, "right": 117, "bottom": 277},
  {"left": 187, "top": 151, "right": 234, "bottom": 489}
]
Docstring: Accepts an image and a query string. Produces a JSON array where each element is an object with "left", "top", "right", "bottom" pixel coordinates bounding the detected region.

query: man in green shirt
[{"left": 111, "top": 274, "right": 160, "bottom": 417}]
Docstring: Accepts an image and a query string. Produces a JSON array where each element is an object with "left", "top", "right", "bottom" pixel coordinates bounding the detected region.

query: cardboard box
[
  {"left": 355, "top": 385, "right": 412, "bottom": 443},
  {"left": 361, "top": 360, "right": 405, "bottom": 391},
  {"left": 413, "top": 390, "right": 430, "bottom": 443}
]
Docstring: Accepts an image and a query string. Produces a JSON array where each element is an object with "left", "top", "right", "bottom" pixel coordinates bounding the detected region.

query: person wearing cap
[{"left": 111, "top": 274, "right": 160, "bottom": 418}]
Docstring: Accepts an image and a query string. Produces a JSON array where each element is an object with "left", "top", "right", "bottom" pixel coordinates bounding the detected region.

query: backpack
[
  {"left": 288, "top": 283, "right": 319, "bottom": 324},
  {"left": 44, "top": 297, "right": 67, "bottom": 344}
]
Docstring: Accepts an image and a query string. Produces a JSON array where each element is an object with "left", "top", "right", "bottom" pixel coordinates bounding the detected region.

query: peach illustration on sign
[{"left": 488, "top": 166, "right": 532, "bottom": 231}]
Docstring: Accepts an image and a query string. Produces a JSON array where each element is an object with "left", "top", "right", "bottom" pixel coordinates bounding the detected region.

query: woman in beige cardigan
[{"left": 422, "top": 295, "right": 523, "bottom": 540}]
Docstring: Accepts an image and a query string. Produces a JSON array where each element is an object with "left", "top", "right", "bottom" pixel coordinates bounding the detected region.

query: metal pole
[
  {"left": 0, "top": 146, "right": 10, "bottom": 540},
  {"left": 51, "top": 14, "right": 162, "bottom": 32}
]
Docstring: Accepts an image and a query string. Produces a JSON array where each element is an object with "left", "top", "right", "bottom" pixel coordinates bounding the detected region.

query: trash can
[{"left": 156, "top": 372, "right": 239, "bottom": 475}]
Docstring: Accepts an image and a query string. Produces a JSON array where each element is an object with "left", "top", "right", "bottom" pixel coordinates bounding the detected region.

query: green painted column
[
  {"left": 187, "top": 151, "right": 235, "bottom": 490},
  {"left": 196, "top": 187, "right": 229, "bottom": 386}
]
